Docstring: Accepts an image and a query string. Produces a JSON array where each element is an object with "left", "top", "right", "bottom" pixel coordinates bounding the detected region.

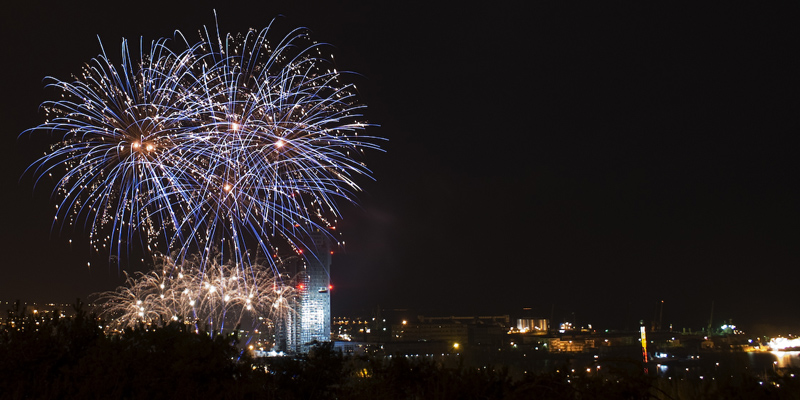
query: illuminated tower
[
  {"left": 275, "top": 230, "right": 332, "bottom": 353},
  {"left": 299, "top": 231, "right": 332, "bottom": 351}
]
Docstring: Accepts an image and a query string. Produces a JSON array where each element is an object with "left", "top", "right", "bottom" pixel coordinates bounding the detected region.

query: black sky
[{"left": 1, "top": 2, "right": 797, "bottom": 335}]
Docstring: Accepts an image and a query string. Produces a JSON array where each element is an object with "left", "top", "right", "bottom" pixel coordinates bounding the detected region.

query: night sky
[{"left": 1, "top": 2, "right": 796, "bottom": 335}]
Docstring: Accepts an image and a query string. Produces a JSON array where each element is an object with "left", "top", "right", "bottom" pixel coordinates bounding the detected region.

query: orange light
[
  {"left": 297, "top": 249, "right": 303, "bottom": 254},
  {"left": 330, "top": 251, "right": 334, "bottom": 255},
  {"left": 329, "top": 284, "right": 333, "bottom": 291},
  {"left": 297, "top": 284, "right": 305, "bottom": 290}
]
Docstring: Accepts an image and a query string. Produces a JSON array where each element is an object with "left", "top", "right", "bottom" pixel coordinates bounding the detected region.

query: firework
[
  {"left": 94, "top": 252, "right": 300, "bottom": 337},
  {"left": 24, "top": 18, "right": 382, "bottom": 266},
  {"left": 23, "top": 37, "right": 208, "bottom": 261},
  {"left": 183, "top": 23, "right": 382, "bottom": 265}
]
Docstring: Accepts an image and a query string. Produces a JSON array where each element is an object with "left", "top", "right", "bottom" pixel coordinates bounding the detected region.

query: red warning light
[
  {"left": 297, "top": 249, "right": 304, "bottom": 254},
  {"left": 328, "top": 284, "right": 333, "bottom": 291},
  {"left": 297, "top": 283, "right": 305, "bottom": 290},
  {"left": 330, "top": 251, "right": 334, "bottom": 255}
]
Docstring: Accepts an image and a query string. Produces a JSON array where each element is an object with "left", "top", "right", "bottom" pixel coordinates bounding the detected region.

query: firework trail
[
  {"left": 23, "top": 17, "right": 382, "bottom": 267},
  {"left": 94, "top": 252, "right": 300, "bottom": 337},
  {"left": 169, "top": 21, "right": 382, "bottom": 268},
  {"left": 23, "top": 37, "right": 208, "bottom": 262}
]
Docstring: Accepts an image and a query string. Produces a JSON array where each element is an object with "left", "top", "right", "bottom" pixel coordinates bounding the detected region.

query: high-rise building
[{"left": 274, "top": 230, "right": 332, "bottom": 353}]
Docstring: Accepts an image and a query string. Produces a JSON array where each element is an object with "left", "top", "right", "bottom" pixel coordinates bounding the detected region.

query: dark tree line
[{"left": 2, "top": 302, "right": 798, "bottom": 400}]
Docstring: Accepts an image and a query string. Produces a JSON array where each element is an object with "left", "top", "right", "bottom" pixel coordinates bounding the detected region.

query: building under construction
[{"left": 273, "top": 230, "right": 332, "bottom": 353}]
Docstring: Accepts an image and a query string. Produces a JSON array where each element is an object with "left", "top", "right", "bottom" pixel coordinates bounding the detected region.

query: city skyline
[{"left": 1, "top": 2, "right": 797, "bottom": 335}]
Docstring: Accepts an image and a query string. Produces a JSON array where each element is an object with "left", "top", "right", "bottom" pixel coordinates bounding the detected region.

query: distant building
[
  {"left": 333, "top": 315, "right": 392, "bottom": 343},
  {"left": 393, "top": 320, "right": 469, "bottom": 345},
  {"left": 274, "top": 230, "right": 332, "bottom": 353},
  {"left": 517, "top": 318, "right": 549, "bottom": 334},
  {"left": 391, "top": 315, "right": 511, "bottom": 347},
  {"left": 418, "top": 315, "right": 510, "bottom": 325},
  {"left": 548, "top": 336, "right": 595, "bottom": 352}
]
